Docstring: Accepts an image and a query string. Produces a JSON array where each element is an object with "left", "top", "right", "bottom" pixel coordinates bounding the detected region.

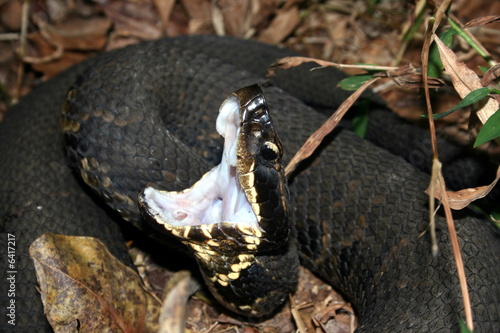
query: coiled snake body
[{"left": 1, "top": 36, "right": 499, "bottom": 332}]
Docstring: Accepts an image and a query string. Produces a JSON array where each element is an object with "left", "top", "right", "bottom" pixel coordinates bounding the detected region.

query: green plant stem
[{"left": 448, "top": 18, "right": 496, "bottom": 67}]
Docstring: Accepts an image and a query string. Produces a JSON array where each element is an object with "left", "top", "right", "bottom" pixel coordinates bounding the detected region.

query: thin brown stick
[
  {"left": 15, "top": 0, "right": 30, "bottom": 103},
  {"left": 421, "top": 0, "right": 473, "bottom": 330},
  {"left": 437, "top": 161, "right": 474, "bottom": 331}
]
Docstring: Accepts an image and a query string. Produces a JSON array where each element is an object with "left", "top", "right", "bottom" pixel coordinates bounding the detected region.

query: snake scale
[{"left": 1, "top": 35, "right": 499, "bottom": 332}]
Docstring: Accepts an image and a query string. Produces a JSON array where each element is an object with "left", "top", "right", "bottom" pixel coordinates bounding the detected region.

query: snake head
[
  {"left": 138, "top": 84, "right": 290, "bottom": 253},
  {"left": 138, "top": 84, "right": 296, "bottom": 317}
]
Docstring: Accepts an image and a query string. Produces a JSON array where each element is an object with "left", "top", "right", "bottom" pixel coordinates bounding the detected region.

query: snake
[{"left": 1, "top": 35, "right": 499, "bottom": 332}]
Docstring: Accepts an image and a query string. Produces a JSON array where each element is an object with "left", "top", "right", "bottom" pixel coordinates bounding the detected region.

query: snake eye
[{"left": 260, "top": 141, "right": 279, "bottom": 160}]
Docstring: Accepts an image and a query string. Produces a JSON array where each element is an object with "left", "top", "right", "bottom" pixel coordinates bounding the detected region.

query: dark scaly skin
[{"left": 0, "top": 36, "right": 499, "bottom": 331}]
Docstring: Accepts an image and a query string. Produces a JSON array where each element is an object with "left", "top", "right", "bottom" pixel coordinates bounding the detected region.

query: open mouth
[{"left": 139, "top": 93, "right": 258, "bottom": 228}]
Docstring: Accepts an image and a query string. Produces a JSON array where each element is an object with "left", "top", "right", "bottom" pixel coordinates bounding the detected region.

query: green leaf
[
  {"left": 474, "top": 108, "right": 500, "bottom": 147},
  {"left": 428, "top": 28, "right": 457, "bottom": 77},
  {"left": 459, "top": 320, "right": 473, "bottom": 333},
  {"left": 424, "top": 87, "right": 492, "bottom": 120},
  {"left": 478, "top": 66, "right": 490, "bottom": 74},
  {"left": 351, "top": 98, "right": 370, "bottom": 138},
  {"left": 448, "top": 18, "right": 496, "bottom": 67},
  {"left": 338, "top": 74, "right": 373, "bottom": 91}
]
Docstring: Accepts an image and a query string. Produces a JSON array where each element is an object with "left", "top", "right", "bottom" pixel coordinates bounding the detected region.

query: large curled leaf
[
  {"left": 29, "top": 233, "right": 161, "bottom": 333},
  {"left": 475, "top": 109, "right": 500, "bottom": 147}
]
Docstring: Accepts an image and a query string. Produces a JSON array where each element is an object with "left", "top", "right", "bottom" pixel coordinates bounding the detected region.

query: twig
[
  {"left": 0, "top": 33, "right": 21, "bottom": 41},
  {"left": 15, "top": 0, "right": 30, "bottom": 103},
  {"left": 289, "top": 295, "right": 308, "bottom": 333}
]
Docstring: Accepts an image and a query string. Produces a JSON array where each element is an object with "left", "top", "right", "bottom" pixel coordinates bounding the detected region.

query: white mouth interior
[{"left": 142, "top": 96, "right": 257, "bottom": 227}]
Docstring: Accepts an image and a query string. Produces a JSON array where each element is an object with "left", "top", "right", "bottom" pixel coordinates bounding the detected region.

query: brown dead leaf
[
  {"left": 153, "top": 0, "right": 176, "bottom": 31},
  {"left": 181, "top": 0, "right": 213, "bottom": 34},
  {"left": 463, "top": 15, "right": 500, "bottom": 28},
  {"left": 427, "top": 165, "right": 500, "bottom": 210},
  {"left": 258, "top": 5, "right": 300, "bottom": 44},
  {"left": 28, "top": 32, "right": 89, "bottom": 79},
  {"left": 29, "top": 233, "right": 161, "bottom": 333},
  {"left": 163, "top": 4, "right": 190, "bottom": 36},
  {"left": 215, "top": 0, "right": 255, "bottom": 37},
  {"left": 289, "top": 267, "right": 355, "bottom": 333},
  {"left": 311, "top": 301, "right": 354, "bottom": 333},
  {"left": 433, "top": 34, "right": 499, "bottom": 124},
  {"left": 214, "top": 0, "right": 282, "bottom": 38},
  {"left": 22, "top": 13, "right": 109, "bottom": 77},
  {"left": 481, "top": 64, "right": 500, "bottom": 105},
  {"left": 103, "top": 1, "right": 163, "bottom": 42},
  {"left": 480, "top": 63, "right": 500, "bottom": 87},
  {"left": 37, "top": 16, "right": 111, "bottom": 51},
  {"left": 158, "top": 271, "right": 200, "bottom": 333}
]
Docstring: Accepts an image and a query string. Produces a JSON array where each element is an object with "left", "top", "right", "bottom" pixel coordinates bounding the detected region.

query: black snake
[{"left": 0, "top": 35, "right": 499, "bottom": 332}]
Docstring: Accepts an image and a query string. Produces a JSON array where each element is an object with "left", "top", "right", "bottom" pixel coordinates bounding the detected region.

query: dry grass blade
[
  {"left": 421, "top": 1, "right": 473, "bottom": 329},
  {"left": 463, "top": 15, "right": 500, "bottom": 29},
  {"left": 284, "top": 77, "right": 379, "bottom": 177},
  {"left": 421, "top": 14, "right": 440, "bottom": 258},
  {"left": 435, "top": 161, "right": 473, "bottom": 333},
  {"left": 268, "top": 56, "right": 397, "bottom": 78}
]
